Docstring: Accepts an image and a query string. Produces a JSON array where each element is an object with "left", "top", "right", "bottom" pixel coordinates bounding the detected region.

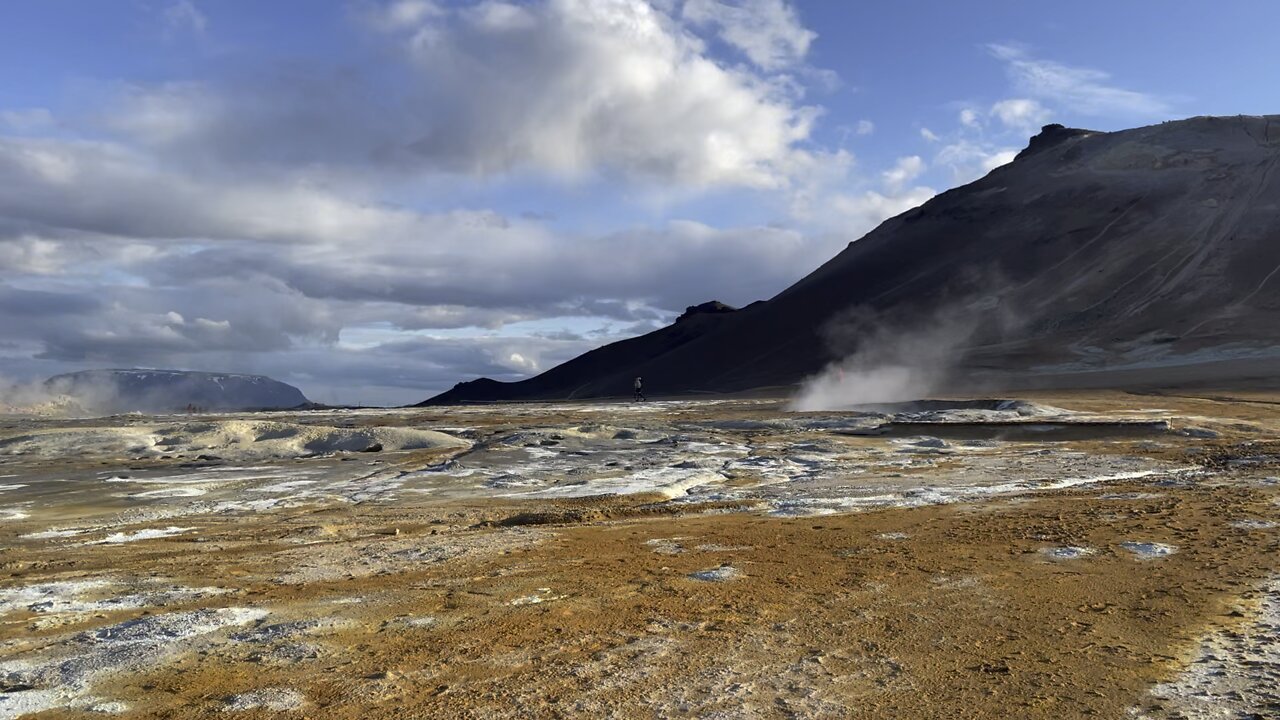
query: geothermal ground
[{"left": 2, "top": 392, "right": 1280, "bottom": 718}]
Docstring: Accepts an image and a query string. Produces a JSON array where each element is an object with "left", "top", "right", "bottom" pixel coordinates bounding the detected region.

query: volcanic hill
[{"left": 428, "top": 115, "right": 1280, "bottom": 403}]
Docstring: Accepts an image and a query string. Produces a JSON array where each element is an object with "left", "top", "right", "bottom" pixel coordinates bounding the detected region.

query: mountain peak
[
  {"left": 1015, "top": 123, "right": 1098, "bottom": 160},
  {"left": 675, "top": 301, "right": 738, "bottom": 323}
]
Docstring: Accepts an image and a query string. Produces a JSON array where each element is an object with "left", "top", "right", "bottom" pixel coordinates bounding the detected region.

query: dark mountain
[
  {"left": 45, "top": 369, "right": 309, "bottom": 413},
  {"left": 427, "top": 115, "right": 1280, "bottom": 403}
]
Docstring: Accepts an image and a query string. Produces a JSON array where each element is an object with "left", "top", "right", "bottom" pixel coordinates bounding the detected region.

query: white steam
[
  {"left": 789, "top": 308, "right": 981, "bottom": 412},
  {"left": 0, "top": 375, "right": 118, "bottom": 418}
]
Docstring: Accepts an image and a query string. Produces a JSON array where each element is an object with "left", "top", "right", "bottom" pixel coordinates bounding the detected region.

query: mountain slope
[{"left": 428, "top": 115, "right": 1280, "bottom": 403}]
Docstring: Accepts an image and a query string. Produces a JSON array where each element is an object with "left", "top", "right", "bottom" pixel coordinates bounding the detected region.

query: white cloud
[
  {"left": 2, "top": 1, "right": 973, "bottom": 404},
  {"left": 990, "top": 98, "right": 1052, "bottom": 133},
  {"left": 0, "top": 235, "right": 67, "bottom": 274},
  {"left": 104, "top": 83, "right": 215, "bottom": 146},
  {"left": 934, "top": 139, "right": 1019, "bottom": 184},
  {"left": 366, "top": 0, "right": 444, "bottom": 31},
  {"left": 981, "top": 148, "right": 1018, "bottom": 171},
  {"left": 829, "top": 186, "right": 936, "bottom": 233},
  {"left": 0, "top": 133, "right": 830, "bottom": 316},
  {"left": 920, "top": 127, "right": 940, "bottom": 142},
  {"left": 959, "top": 108, "right": 981, "bottom": 128},
  {"left": 108, "top": 0, "right": 823, "bottom": 191},
  {"left": 163, "top": 0, "right": 207, "bottom": 37},
  {"left": 987, "top": 43, "right": 1171, "bottom": 118},
  {"left": 881, "top": 155, "right": 925, "bottom": 192},
  {"left": 0, "top": 108, "right": 54, "bottom": 133},
  {"left": 505, "top": 351, "right": 538, "bottom": 372},
  {"left": 787, "top": 148, "right": 935, "bottom": 235},
  {"left": 388, "top": 0, "right": 820, "bottom": 188},
  {"left": 683, "top": 0, "right": 816, "bottom": 71},
  {"left": 0, "top": 136, "right": 410, "bottom": 244}
]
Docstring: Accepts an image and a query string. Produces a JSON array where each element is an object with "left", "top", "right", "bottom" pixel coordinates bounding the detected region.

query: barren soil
[{"left": 3, "top": 391, "right": 1280, "bottom": 718}]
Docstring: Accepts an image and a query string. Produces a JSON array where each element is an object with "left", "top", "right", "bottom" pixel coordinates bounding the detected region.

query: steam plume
[{"left": 789, "top": 307, "right": 982, "bottom": 411}]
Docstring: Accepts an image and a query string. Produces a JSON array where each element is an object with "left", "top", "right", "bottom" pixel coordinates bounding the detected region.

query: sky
[{"left": 1, "top": 0, "right": 1277, "bottom": 405}]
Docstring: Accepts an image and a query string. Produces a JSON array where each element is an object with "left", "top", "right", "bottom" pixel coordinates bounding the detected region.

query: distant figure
[{"left": 633, "top": 376, "right": 646, "bottom": 402}]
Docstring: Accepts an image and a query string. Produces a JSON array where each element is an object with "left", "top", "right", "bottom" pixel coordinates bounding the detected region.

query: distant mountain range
[
  {"left": 45, "top": 369, "right": 309, "bottom": 413},
  {"left": 427, "top": 115, "right": 1280, "bottom": 403}
]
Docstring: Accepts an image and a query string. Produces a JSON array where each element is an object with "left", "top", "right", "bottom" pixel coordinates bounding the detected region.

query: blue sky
[{"left": 0, "top": 0, "right": 1276, "bottom": 405}]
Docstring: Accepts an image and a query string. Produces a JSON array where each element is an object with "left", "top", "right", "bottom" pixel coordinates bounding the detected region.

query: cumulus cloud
[
  {"left": 0, "top": 136, "right": 412, "bottom": 244},
  {"left": 829, "top": 186, "right": 937, "bottom": 232},
  {"left": 990, "top": 98, "right": 1052, "bottom": 132},
  {"left": 987, "top": 43, "right": 1172, "bottom": 118},
  {"left": 934, "top": 139, "right": 1018, "bottom": 184},
  {"left": 788, "top": 149, "right": 936, "bottom": 235},
  {"left": 397, "top": 0, "right": 819, "bottom": 187},
  {"left": 108, "top": 0, "right": 821, "bottom": 190},
  {"left": 682, "top": 0, "right": 815, "bottom": 71},
  {"left": 917, "top": 44, "right": 1165, "bottom": 188},
  {"left": 881, "top": 155, "right": 925, "bottom": 193}
]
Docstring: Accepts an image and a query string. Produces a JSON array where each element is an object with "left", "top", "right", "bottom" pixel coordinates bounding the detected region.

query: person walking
[{"left": 633, "top": 376, "right": 646, "bottom": 402}]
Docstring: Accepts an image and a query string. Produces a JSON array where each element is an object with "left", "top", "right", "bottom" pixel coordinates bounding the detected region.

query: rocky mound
[
  {"left": 44, "top": 369, "right": 309, "bottom": 414},
  {"left": 428, "top": 114, "right": 1280, "bottom": 403}
]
